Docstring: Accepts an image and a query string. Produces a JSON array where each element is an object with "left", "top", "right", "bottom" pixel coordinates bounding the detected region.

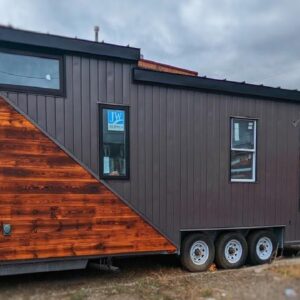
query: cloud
[{"left": 0, "top": 0, "right": 300, "bottom": 89}]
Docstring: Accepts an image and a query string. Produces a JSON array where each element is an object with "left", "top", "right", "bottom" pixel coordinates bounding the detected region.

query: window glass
[
  {"left": 0, "top": 51, "right": 60, "bottom": 90},
  {"left": 231, "top": 119, "right": 255, "bottom": 150},
  {"left": 231, "top": 151, "right": 254, "bottom": 180},
  {"left": 230, "top": 118, "right": 257, "bottom": 182},
  {"left": 101, "top": 108, "right": 128, "bottom": 178}
]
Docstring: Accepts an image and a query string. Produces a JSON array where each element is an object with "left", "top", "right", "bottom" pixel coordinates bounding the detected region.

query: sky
[{"left": 1, "top": 0, "right": 300, "bottom": 89}]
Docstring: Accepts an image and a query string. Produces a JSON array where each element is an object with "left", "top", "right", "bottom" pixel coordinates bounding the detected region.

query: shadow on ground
[{"left": 0, "top": 251, "right": 299, "bottom": 300}]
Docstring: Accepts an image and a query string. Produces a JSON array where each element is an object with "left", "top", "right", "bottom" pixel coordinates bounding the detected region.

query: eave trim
[
  {"left": 133, "top": 68, "right": 300, "bottom": 103},
  {"left": 0, "top": 26, "right": 140, "bottom": 62}
]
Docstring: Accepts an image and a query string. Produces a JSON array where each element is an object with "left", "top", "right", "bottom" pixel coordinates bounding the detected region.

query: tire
[
  {"left": 180, "top": 233, "right": 215, "bottom": 272},
  {"left": 215, "top": 232, "right": 248, "bottom": 269},
  {"left": 247, "top": 230, "right": 277, "bottom": 265}
]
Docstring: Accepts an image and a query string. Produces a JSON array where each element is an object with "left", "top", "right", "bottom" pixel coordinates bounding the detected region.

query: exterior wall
[
  {"left": 0, "top": 97, "right": 176, "bottom": 262},
  {"left": 122, "top": 87, "right": 299, "bottom": 245},
  {"left": 1, "top": 54, "right": 300, "bottom": 247}
]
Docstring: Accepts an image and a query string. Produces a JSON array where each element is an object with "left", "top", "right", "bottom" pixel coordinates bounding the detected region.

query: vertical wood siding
[
  {"left": 1, "top": 55, "right": 300, "bottom": 247},
  {"left": 0, "top": 98, "right": 176, "bottom": 261}
]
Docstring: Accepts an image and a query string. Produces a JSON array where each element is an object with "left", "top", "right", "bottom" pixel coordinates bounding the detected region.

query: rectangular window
[
  {"left": 99, "top": 104, "right": 129, "bottom": 179},
  {"left": 0, "top": 50, "right": 63, "bottom": 95},
  {"left": 230, "top": 118, "right": 257, "bottom": 182}
]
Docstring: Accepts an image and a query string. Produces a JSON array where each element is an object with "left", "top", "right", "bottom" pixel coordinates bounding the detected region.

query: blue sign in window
[{"left": 107, "top": 109, "right": 125, "bottom": 131}]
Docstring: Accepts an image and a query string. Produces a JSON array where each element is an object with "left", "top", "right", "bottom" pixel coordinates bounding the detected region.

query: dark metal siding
[{"left": 1, "top": 55, "right": 300, "bottom": 247}]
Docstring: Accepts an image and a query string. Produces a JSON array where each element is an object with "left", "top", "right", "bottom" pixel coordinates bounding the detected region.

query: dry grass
[
  {"left": 69, "top": 290, "right": 88, "bottom": 300},
  {"left": 0, "top": 256, "right": 299, "bottom": 300},
  {"left": 272, "top": 264, "right": 300, "bottom": 279}
]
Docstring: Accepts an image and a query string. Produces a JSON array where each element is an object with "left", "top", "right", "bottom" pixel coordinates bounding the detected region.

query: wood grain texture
[
  {"left": 0, "top": 97, "right": 176, "bottom": 262},
  {"left": 138, "top": 59, "right": 198, "bottom": 76}
]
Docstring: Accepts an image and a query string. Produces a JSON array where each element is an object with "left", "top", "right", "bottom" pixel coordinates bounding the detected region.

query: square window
[
  {"left": 231, "top": 118, "right": 255, "bottom": 150},
  {"left": 231, "top": 151, "right": 255, "bottom": 181}
]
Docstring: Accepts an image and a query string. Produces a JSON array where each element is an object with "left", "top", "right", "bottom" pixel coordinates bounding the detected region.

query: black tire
[
  {"left": 215, "top": 232, "right": 248, "bottom": 269},
  {"left": 180, "top": 233, "right": 215, "bottom": 272},
  {"left": 247, "top": 230, "right": 277, "bottom": 265}
]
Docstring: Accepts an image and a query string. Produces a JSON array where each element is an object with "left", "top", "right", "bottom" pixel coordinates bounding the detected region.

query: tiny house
[{"left": 0, "top": 26, "right": 299, "bottom": 275}]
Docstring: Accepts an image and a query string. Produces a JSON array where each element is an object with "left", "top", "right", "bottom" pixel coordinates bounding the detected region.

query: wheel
[
  {"left": 215, "top": 232, "right": 248, "bottom": 269},
  {"left": 180, "top": 233, "right": 215, "bottom": 272},
  {"left": 247, "top": 230, "right": 277, "bottom": 265}
]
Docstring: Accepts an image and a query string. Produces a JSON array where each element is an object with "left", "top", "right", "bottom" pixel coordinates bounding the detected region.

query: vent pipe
[{"left": 94, "top": 26, "right": 99, "bottom": 42}]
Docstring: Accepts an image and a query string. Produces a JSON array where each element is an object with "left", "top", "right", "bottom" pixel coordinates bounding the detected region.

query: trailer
[{"left": 0, "top": 26, "right": 299, "bottom": 275}]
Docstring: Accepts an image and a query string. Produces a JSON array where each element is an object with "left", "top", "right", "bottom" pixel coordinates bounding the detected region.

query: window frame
[
  {"left": 230, "top": 117, "right": 257, "bottom": 183},
  {"left": 0, "top": 47, "right": 65, "bottom": 97},
  {"left": 99, "top": 103, "right": 130, "bottom": 180}
]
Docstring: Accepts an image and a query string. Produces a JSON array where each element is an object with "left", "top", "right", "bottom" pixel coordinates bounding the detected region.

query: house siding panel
[
  {"left": 0, "top": 97, "right": 176, "bottom": 262},
  {"left": 1, "top": 55, "right": 299, "bottom": 247}
]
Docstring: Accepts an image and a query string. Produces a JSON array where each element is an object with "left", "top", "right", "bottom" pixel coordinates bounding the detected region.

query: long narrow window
[
  {"left": 0, "top": 50, "right": 64, "bottom": 95},
  {"left": 99, "top": 104, "right": 129, "bottom": 179},
  {"left": 230, "top": 118, "right": 257, "bottom": 182}
]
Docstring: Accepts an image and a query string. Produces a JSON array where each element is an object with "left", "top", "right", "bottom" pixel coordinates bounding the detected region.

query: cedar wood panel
[
  {"left": 0, "top": 97, "right": 176, "bottom": 261},
  {"left": 1, "top": 55, "right": 300, "bottom": 247},
  {"left": 138, "top": 59, "right": 198, "bottom": 76}
]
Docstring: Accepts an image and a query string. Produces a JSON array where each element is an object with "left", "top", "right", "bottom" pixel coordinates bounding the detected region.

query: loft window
[
  {"left": 230, "top": 118, "right": 257, "bottom": 182},
  {"left": 0, "top": 49, "right": 64, "bottom": 95},
  {"left": 99, "top": 104, "right": 129, "bottom": 179}
]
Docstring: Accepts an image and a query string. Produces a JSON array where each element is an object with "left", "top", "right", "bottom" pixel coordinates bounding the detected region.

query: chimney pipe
[{"left": 94, "top": 26, "right": 99, "bottom": 42}]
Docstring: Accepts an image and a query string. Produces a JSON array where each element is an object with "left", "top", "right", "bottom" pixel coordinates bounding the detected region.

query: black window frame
[
  {"left": 99, "top": 103, "right": 130, "bottom": 180},
  {"left": 0, "top": 47, "right": 65, "bottom": 97}
]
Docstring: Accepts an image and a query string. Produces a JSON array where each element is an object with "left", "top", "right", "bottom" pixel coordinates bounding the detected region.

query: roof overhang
[
  {"left": 0, "top": 26, "right": 140, "bottom": 62},
  {"left": 133, "top": 68, "right": 300, "bottom": 103}
]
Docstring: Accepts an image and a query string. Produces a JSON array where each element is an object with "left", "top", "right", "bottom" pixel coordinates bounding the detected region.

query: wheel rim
[
  {"left": 224, "top": 239, "right": 243, "bottom": 264},
  {"left": 256, "top": 237, "right": 273, "bottom": 260},
  {"left": 190, "top": 241, "right": 209, "bottom": 265}
]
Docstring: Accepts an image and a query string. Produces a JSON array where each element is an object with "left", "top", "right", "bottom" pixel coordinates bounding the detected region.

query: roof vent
[{"left": 94, "top": 26, "right": 100, "bottom": 42}]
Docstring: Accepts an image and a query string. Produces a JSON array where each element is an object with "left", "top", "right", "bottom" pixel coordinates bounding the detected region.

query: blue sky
[{"left": 1, "top": 0, "right": 300, "bottom": 89}]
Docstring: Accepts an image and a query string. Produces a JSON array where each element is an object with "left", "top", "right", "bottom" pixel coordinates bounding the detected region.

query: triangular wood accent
[{"left": 0, "top": 97, "right": 176, "bottom": 261}]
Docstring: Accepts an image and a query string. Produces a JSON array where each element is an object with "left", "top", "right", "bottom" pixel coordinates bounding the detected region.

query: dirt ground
[{"left": 0, "top": 255, "right": 299, "bottom": 300}]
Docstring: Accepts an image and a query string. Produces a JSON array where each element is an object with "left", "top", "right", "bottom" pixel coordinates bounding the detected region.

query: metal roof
[
  {"left": 133, "top": 68, "right": 300, "bottom": 103},
  {"left": 0, "top": 26, "right": 140, "bottom": 62}
]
